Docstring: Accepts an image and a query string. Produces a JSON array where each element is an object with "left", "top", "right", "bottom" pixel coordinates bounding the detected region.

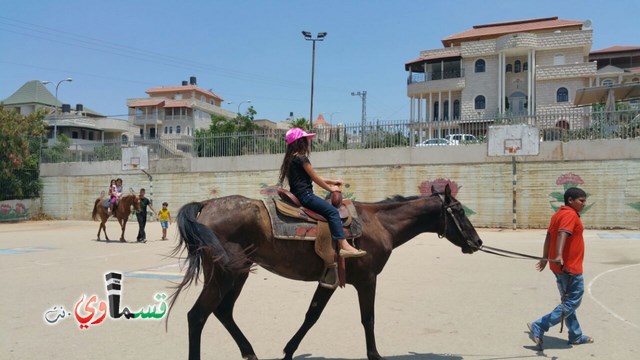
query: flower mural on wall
[
  {"left": 0, "top": 201, "right": 29, "bottom": 221},
  {"left": 259, "top": 183, "right": 280, "bottom": 198},
  {"left": 418, "top": 178, "right": 475, "bottom": 216},
  {"left": 549, "top": 173, "right": 594, "bottom": 213}
]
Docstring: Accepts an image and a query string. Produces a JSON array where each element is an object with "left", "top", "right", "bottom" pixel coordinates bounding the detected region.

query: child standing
[
  {"left": 157, "top": 202, "right": 172, "bottom": 240},
  {"left": 527, "top": 187, "right": 593, "bottom": 349}
]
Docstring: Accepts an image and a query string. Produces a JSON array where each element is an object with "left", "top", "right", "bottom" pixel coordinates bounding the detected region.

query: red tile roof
[
  {"left": 442, "top": 17, "right": 584, "bottom": 47},
  {"left": 128, "top": 99, "right": 165, "bottom": 108},
  {"left": 405, "top": 53, "right": 461, "bottom": 66},
  {"left": 590, "top": 46, "right": 640, "bottom": 54},
  {"left": 314, "top": 114, "right": 330, "bottom": 127},
  {"left": 163, "top": 100, "right": 192, "bottom": 108},
  {"left": 146, "top": 85, "right": 223, "bottom": 101}
]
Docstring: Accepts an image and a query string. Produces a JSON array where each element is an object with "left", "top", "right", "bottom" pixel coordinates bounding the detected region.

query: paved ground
[{"left": 1, "top": 220, "right": 639, "bottom": 360}]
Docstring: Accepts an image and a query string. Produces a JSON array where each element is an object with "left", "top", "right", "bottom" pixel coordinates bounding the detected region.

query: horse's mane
[{"left": 374, "top": 195, "right": 422, "bottom": 204}]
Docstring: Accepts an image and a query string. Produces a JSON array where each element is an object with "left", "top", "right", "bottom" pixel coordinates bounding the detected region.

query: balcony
[{"left": 407, "top": 69, "right": 465, "bottom": 95}]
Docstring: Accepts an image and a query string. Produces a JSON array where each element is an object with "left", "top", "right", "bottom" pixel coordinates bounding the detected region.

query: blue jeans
[
  {"left": 297, "top": 191, "right": 345, "bottom": 241},
  {"left": 530, "top": 273, "right": 585, "bottom": 343}
]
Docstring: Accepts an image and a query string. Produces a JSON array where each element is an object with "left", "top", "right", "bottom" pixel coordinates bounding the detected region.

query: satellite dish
[{"left": 583, "top": 19, "right": 592, "bottom": 30}]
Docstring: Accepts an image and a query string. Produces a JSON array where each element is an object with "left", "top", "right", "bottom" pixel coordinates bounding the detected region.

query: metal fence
[
  {"left": 1, "top": 168, "right": 40, "bottom": 201},
  {"left": 40, "top": 108, "right": 640, "bottom": 163}
]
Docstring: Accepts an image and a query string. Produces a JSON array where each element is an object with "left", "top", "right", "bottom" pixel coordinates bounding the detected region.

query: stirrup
[{"left": 319, "top": 263, "right": 338, "bottom": 289}]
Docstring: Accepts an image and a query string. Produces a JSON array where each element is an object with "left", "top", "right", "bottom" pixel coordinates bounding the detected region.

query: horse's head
[
  {"left": 132, "top": 195, "right": 141, "bottom": 212},
  {"left": 433, "top": 184, "right": 482, "bottom": 254}
]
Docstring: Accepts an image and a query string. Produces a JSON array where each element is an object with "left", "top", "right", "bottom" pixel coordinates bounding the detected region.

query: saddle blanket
[{"left": 263, "top": 199, "right": 362, "bottom": 241}]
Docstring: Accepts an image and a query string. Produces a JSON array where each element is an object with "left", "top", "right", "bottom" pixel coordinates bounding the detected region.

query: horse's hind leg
[
  {"left": 282, "top": 286, "right": 335, "bottom": 360},
  {"left": 188, "top": 271, "right": 256, "bottom": 360},
  {"left": 213, "top": 273, "right": 257, "bottom": 360}
]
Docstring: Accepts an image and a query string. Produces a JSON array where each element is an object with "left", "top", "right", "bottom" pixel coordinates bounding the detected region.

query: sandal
[
  {"left": 570, "top": 335, "right": 594, "bottom": 345},
  {"left": 526, "top": 323, "right": 543, "bottom": 349}
]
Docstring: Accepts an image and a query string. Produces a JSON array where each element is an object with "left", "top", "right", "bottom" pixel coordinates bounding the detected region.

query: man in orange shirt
[{"left": 527, "top": 187, "right": 593, "bottom": 349}]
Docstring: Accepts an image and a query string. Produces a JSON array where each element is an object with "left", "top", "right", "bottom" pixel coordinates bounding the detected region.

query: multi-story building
[
  {"left": 127, "top": 76, "right": 235, "bottom": 140},
  {"left": 406, "top": 16, "right": 596, "bottom": 138},
  {"left": 2, "top": 80, "right": 138, "bottom": 160}
]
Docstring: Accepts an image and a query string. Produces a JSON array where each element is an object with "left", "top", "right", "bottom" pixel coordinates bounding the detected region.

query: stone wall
[{"left": 40, "top": 139, "right": 640, "bottom": 229}]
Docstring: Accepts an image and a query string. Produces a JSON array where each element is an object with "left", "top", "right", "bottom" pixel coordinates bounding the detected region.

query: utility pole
[{"left": 351, "top": 91, "right": 367, "bottom": 144}]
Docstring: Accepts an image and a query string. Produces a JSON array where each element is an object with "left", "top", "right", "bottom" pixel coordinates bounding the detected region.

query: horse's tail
[
  {"left": 167, "top": 201, "right": 250, "bottom": 328},
  {"left": 92, "top": 199, "right": 101, "bottom": 221}
]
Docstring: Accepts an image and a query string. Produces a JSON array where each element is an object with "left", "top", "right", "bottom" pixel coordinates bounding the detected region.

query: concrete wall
[{"left": 40, "top": 139, "right": 640, "bottom": 229}]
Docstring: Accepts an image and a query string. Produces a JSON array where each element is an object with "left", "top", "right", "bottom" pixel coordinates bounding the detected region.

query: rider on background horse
[
  {"left": 279, "top": 128, "right": 366, "bottom": 258},
  {"left": 109, "top": 178, "right": 123, "bottom": 215}
]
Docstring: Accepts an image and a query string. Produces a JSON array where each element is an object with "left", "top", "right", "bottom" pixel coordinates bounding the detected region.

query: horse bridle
[
  {"left": 436, "top": 194, "right": 477, "bottom": 250},
  {"left": 437, "top": 194, "right": 553, "bottom": 261}
]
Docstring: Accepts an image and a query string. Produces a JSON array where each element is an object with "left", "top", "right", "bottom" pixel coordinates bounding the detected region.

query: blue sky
[{"left": 1, "top": 0, "right": 639, "bottom": 124}]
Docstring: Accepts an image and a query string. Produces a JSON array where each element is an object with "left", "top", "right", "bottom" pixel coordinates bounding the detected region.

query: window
[
  {"left": 169, "top": 126, "right": 173, "bottom": 134},
  {"left": 602, "top": 79, "right": 614, "bottom": 86},
  {"left": 632, "top": 77, "right": 639, "bottom": 83},
  {"left": 72, "top": 131, "right": 78, "bottom": 139},
  {"left": 443, "top": 100, "right": 449, "bottom": 120},
  {"left": 506, "top": 64, "right": 513, "bottom": 72},
  {"left": 474, "top": 95, "right": 486, "bottom": 110},
  {"left": 88, "top": 132, "right": 94, "bottom": 141},
  {"left": 514, "top": 60, "right": 521, "bottom": 73},
  {"left": 164, "top": 126, "right": 168, "bottom": 134},
  {"left": 523, "top": 62, "right": 528, "bottom": 71},
  {"left": 453, "top": 100, "right": 460, "bottom": 120},
  {"left": 475, "top": 59, "right": 485, "bottom": 73},
  {"left": 554, "top": 54, "right": 565, "bottom": 65},
  {"left": 139, "top": 128, "right": 144, "bottom": 136},
  {"left": 556, "top": 87, "right": 569, "bottom": 102},
  {"left": 433, "top": 101, "right": 439, "bottom": 120},
  {"left": 176, "top": 125, "right": 181, "bottom": 134},
  {"left": 121, "top": 135, "right": 128, "bottom": 144}
]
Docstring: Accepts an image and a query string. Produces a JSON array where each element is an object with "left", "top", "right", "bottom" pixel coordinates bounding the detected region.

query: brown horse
[
  {"left": 172, "top": 184, "right": 482, "bottom": 360},
  {"left": 91, "top": 194, "right": 140, "bottom": 242}
]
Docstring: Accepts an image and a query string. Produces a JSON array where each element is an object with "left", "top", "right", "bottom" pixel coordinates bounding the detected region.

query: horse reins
[{"left": 437, "top": 194, "right": 552, "bottom": 262}]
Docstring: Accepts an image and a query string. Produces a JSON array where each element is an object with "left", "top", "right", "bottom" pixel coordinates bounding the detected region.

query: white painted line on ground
[{"left": 588, "top": 263, "right": 640, "bottom": 329}]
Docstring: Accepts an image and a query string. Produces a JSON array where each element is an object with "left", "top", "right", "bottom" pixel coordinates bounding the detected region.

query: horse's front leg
[
  {"left": 119, "top": 219, "right": 127, "bottom": 242},
  {"left": 282, "top": 285, "right": 336, "bottom": 360},
  {"left": 355, "top": 276, "right": 383, "bottom": 360}
]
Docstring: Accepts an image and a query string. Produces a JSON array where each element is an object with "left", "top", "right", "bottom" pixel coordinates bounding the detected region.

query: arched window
[
  {"left": 514, "top": 60, "right": 521, "bottom": 73},
  {"left": 506, "top": 64, "right": 513, "bottom": 72},
  {"left": 443, "top": 100, "right": 449, "bottom": 120},
  {"left": 164, "top": 126, "right": 168, "bottom": 134},
  {"left": 121, "top": 135, "right": 128, "bottom": 144},
  {"left": 475, "top": 59, "right": 485, "bottom": 73},
  {"left": 176, "top": 125, "right": 181, "bottom": 134},
  {"left": 556, "top": 87, "right": 569, "bottom": 102},
  {"left": 433, "top": 101, "right": 439, "bottom": 120},
  {"left": 169, "top": 126, "right": 173, "bottom": 134},
  {"left": 632, "top": 77, "right": 640, "bottom": 83},
  {"left": 602, "top": 79, "right": 614, "bottom": 86},
  {"left": 474, "top": 95, "right": 486, "bottom": 110},
  {"left": 453, "top": 100, "right": 460, "bottom": 120},
  {"left": 523, "top": 62, "right": 528, "bottom": 71}
]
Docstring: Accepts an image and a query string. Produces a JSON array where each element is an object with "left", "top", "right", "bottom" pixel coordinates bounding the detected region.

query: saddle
[
  {"left": 275, "top": 188, "right": 350, "bottom": 223},
  {"left": 265, "top": 188, "right": 363, "bottom": 289}
]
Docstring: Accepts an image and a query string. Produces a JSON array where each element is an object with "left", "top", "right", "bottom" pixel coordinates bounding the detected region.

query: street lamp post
[
  {"left": 351, "top": 91, "right": 367, "bottom": 144},
  {"left": 302, "top": 31, "right": 327, "bottom": 145},
  {"left": 236, "top": 100, "right": 251, "bottom": 129},
  {"left": 54, "top": 78, "right": 73, "bottom": 142}
]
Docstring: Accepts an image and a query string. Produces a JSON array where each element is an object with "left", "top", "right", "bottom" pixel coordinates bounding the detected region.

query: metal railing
[
  {"left": 408, "top": 69, "right": 465, "bottom": 84},
  {"left": 39, "top": 108, "right": 640, "bottom": 163}
]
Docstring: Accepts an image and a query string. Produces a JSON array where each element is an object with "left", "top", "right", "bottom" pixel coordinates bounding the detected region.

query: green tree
[
  {"left": 290, "top": 117, "right": 310, "bottom": 130},
  {"left": 0, "top": 106, "right": 46, "bottom": 200},
  {"left": 41, "top": 134, "right": 72, "bottom": 163}
]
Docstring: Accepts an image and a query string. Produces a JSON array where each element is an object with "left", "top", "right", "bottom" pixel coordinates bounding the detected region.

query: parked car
[
  {"left": 416, "top": 138, "right": 451, "bottom": 147},
  {"left": 445, "top": 133, "right": 476, "bottom": 145}
]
